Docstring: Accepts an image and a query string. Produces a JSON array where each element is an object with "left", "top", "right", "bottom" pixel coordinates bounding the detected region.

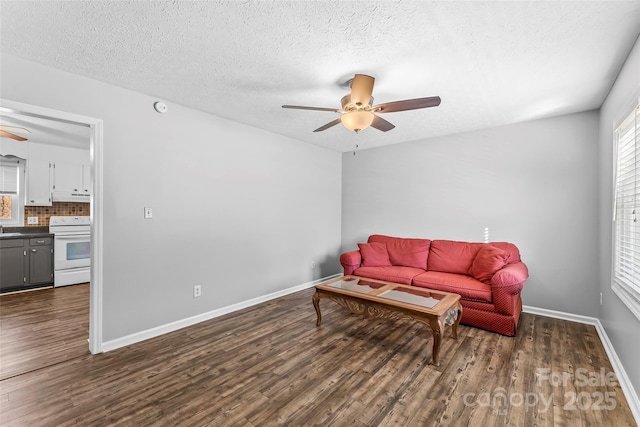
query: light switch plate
[
  {"left": 144, "top": 207, "right": 153, "bottom": 219},
  {"left": 27, "top": 216, "right": 38, "bottom": 224}
]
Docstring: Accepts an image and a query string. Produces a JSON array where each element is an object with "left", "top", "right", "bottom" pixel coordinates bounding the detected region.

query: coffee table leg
[
  {"left": 429, "top": 317, "right": 445, "bottom": 366},
  {"left": 451, "top": 302, "right": 463, "bottom": 339},
  {"left": 312, "top": 291, "right": 322, "bottom": 326}
]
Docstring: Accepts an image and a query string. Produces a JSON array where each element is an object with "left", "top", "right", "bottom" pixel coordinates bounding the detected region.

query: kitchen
[{"left": 0, "top": 112, "right": 91, "bottom": 293}]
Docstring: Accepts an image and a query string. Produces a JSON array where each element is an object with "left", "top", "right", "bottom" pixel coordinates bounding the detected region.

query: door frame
[{"left": 0, "top": 98, "right": 104, "bottom": 354}]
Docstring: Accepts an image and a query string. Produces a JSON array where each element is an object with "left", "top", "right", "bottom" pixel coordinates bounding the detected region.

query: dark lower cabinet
[
  {"left": 29, "top": 238, "right": 54, "bottom": 285},
  {"left": 0, "top": 237, "right": 53, "bottom": 292},
  {"left": 0, "top": 239, "right": 26, "bottom": 290}
]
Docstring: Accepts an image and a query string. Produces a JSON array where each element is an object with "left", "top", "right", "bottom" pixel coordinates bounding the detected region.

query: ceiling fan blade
[
  {"left": 0, "top": 125, "right": 31, "bottom": 134},
  {"left": 313, "top": 118, "right": 343, "bottom": 132},
  {"left": 350, "top": 74, "right": 375, "bottom": 106},
  {"left": 370, "top": 115, "right": 395, "bottom": 132},
  {"left": 282, "top": 105, "right": 340, "bottom": 113},
  {"left": 373, "top": 96, "right": 441, "bottom": 113},
  {"left": 0, "top": 130, "right": 28, "bottom": 141}
]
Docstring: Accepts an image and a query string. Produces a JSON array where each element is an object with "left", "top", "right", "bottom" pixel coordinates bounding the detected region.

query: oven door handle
[{"left": 53, "top": 232, "right": 91, "bottom": 238}]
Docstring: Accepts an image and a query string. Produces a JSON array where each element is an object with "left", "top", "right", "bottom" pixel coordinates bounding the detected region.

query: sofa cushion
[
  {"left": 368, "top": 235, "right": 430, "bottom": 269},
  {"left": 428, "top": 240, "right": 483, "bottom": 274},
  {"left": 358, "top": 242, "right": 392, "bottom": 267},
  {"left": 488, "top": 242, "right": 520, "bottom": 263},
  {"left": 354, "top": 266, "right": 425, "bottom": 285},
  {"left": 412, "top": 271, "right": 492, "bottom": 303},
  {"left": 469, "top": 245, "right": 511, "bottom": 284}
]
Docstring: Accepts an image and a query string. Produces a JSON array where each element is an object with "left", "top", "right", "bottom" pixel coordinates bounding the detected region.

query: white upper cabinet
[
  {"left": 81, "top": 163, "right": 90, "bottom": 194},
  {"left": 53, "top": 162, "right": 83, "bottom": 193},
  {"left": 51, "top": 161, "right": 91, "bottom": 202},
  {"left": 11, "top": 142, "right": 90, "bottom": 204},
  {"left": 26, "top": 159, "right": 52, "bottom": 206}
]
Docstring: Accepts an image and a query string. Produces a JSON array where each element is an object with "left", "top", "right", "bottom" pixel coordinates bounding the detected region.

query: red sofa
[{"left": 339, "top": 234, "right": 528, "bottom": 336}]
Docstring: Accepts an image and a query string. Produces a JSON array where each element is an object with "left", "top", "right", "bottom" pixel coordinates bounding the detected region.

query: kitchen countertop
[{"left": 0, "top": 226, "right": 53, "bottom": 240}]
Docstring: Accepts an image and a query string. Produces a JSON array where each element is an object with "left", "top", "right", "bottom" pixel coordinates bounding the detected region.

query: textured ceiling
[{"left": 1, "top": 1, "right": 639, "bottom": 152}]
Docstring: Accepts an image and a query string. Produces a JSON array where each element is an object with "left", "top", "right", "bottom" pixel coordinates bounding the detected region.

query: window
[
  {"left": 612, "top": 102, "right": 640, "bottom": 321},
  {"left": 0, "top": 156, "right": 25, "bottom": 227}
]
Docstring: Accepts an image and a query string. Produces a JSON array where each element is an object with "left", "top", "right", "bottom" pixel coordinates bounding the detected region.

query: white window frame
[
  {"left": 612, "top": 100, "right": 640, "bottom": 321},
  {"left": 0, "top": 156, "right": 25, "bottom": 227}
]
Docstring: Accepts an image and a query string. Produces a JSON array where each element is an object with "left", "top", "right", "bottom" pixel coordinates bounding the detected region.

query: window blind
[
  {"left": 0, "top": 163, "right": 19, "bottom": 194},
  {"left": 613, "top": 103, "right": 640, "bottom": 318}
]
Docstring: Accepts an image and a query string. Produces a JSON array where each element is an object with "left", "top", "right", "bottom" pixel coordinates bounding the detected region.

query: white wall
[
  {"left": 1, "top": 54, "right": 342, "bottom": 342},
  {"left": 342, "top": 111, "right": 600, "bottom": 316},
  {"left": 598, "top": 36, "right": 640, "bottom": 398}
]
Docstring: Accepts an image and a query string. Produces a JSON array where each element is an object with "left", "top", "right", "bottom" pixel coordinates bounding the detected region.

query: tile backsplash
[{"left": 24, "top": 202, "right": 90, "bottom": 226}]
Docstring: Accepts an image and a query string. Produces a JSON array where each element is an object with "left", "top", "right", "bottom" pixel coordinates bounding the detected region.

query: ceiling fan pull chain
[{"left": 353, "top": 144, "right": 359, "bottom": 156}]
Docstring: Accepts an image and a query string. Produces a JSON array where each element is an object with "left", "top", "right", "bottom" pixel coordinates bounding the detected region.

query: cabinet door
[
  {"left": 0, "top": 240, "right": 26, "bottom": 291},
  {"left": 82, "top": 163, "right": 91, "bottom": 195},
  {"left": 53, "top": 162, "right": 83, "bottom": 193},
  {"left": 29, "top": 242, "right": 53, "bottom": 285},
  {"left": 26, "top": 159, "right": 52, "bottom": 206}
]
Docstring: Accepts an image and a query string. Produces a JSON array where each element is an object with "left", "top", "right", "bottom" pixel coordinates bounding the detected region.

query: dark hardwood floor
[
  {"left": 0, "top": 284, "right": 636, "bottom": 426},
  {"left": 0, "top": 284, "right": 89, "bottom": 380}
]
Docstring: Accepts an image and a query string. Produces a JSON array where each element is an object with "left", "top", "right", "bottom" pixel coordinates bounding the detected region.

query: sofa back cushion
[
  {"left": 428, "top": 240, "right": 483, "bottom": 274},
  {"left": 358, "top": 242, "right": 392, "bottom": 267},
  {"left": 368, "top": 235, "right": 430, "bottom": 270}
]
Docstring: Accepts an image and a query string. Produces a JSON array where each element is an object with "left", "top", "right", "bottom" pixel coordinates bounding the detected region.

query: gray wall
[
  {"left": 598, "top": 36, "right": 640, "bottom": 398},
  {"left": 342, "top": 110, "right": 600, "bottom": 316},
  {"left": 1, "top": 54, "right": 343, "bottom": 342}
]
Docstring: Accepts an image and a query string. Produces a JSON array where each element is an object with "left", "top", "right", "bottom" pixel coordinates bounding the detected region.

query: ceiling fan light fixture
[{"left": 341, "top": 111, "right": 374, "bottom": 133}]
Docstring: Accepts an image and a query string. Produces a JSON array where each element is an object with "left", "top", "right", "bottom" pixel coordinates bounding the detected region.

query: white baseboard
[
  {"left": 101, "top": 274, "right": 341, "bottom": 353},
  {"left": 523, "top": 305, "right": 640, "bottom": 424}
]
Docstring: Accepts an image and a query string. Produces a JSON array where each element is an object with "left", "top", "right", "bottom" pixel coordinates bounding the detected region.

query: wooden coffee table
[{"left": 312, "top": 275, "right": 462, "bottom": 366}]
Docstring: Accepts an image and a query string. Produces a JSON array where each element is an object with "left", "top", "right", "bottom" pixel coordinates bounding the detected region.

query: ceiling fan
[
  {"left": 0, "top": 125, "right": 31, "bottom": 142},
  {"left": 282, "top": 74, "right": 441, "bottom": 133}
]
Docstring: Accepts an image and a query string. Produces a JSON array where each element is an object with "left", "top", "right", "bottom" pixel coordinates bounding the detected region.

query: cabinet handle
[
  {"left": 31, "top": 249, "right": 37, "bottom": 253},
  {"left": 36, "top": 240, "right": 45, "bottom": 244},
  {"left": 30, "top": 200, "right": 35, "bottom": 203}
]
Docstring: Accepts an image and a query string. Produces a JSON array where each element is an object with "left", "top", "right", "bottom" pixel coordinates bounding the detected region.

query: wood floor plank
[{"left": 0, "top": 285, "right": 636, "bottom": 426}]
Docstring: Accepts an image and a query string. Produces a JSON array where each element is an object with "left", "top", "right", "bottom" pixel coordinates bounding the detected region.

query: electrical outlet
[
  {"left": 27, "top": 216, "right": 38, "bottom": 225},
  {"left": 311, "top": 261, "right": 316, "bottom": 269},
  {"left": 193, "top": 285, "right": 201, "bottom": 298}
]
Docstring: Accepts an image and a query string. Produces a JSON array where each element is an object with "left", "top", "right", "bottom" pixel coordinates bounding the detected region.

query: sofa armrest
[
  {"left": 340, "top": 250, "right": 362, "bottom": 275},
  {"left": 490, "top": 262, "right": 528, "bottom": 315},
  {"left": 491, "top": 262, "right": 528, "bottom": 290}
]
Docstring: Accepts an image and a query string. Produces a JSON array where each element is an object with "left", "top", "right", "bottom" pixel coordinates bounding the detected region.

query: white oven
[{"left": 49, "top": 216, "right": 91, "bottom": 287}]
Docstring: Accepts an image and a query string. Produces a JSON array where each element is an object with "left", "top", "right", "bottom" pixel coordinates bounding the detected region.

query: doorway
[{"left": 0, "top": 99, "right": 103, "bottom": 355}]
